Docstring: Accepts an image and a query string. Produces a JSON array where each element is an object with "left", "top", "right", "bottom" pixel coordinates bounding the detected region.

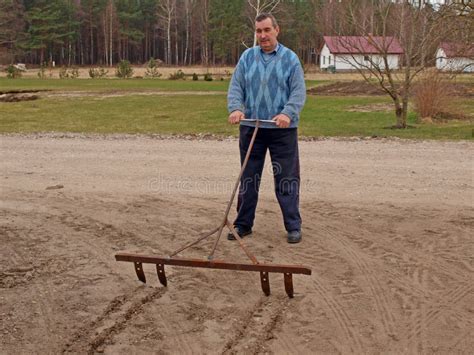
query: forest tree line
[{"left": 0, "top": 0, "right": 471, "bottom": 67}]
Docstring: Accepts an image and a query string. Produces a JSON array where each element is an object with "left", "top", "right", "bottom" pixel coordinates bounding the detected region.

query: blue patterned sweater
[{"left": 227, "top": 43, "right": 306, "bottom": 129}]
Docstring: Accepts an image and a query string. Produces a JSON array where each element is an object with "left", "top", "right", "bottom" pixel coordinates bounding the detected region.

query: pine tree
[
  {"left": 78, "top": 0, "right": 108, "bottom": 65},
  {"left": 209, "top": 0, "right": 246, "bottom": 64},
  {"left": 116, "top": 0, "right": 144, "bottom": 62},
  {"left": 24, "top": 0, "right": 76, "bottom": 64},
  {"left": 0, "top": 0, "right": 27, "bottom": 63}
]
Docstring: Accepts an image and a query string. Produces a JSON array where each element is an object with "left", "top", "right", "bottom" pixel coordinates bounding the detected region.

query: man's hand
[
  {"left": 228, "top": 110, "right": 245, "bottom": 124},
  {"left": 272, "top": 114, "right": 291, "bottom": 128}
]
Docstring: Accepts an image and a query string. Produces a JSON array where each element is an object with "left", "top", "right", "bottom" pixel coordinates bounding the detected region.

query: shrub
[
  {"left": 59, "top": 67, "right": 69, "bottom": 79},
  {"left": 204, "top": 73, "right": 213, "bottom": 81},
  {"left": 168, "top": 69, "right": 185, "bottom": 80},
  {"left": 59, "top": 67, "right": 79, "bottom": 79},
  {"left": 37, "top": 63, "right": 47, "bottom": 79},
  {"left": 116, "top": 60, "right": 133, "bottom": 78},
  {"left": 89, "top": 67, "right": 108, "bottom": 79},
  {"left": 145, "top": 58, "right": 162, "bottom": 78},
  {"left": 412, "top": 70, "right": 453, "bottom": 120},
  {"left": 70, "top": 68, "right": 79, "bottom": 79},
  {"left": 6, "top": 65, "right": 22, "bottom": 79},
  {"left": 192, "top": 73, "right": 199, "bottom": 81}
]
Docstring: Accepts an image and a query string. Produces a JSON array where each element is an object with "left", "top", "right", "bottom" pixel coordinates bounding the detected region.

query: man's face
[{"left": 255, "top": 18, "right": 279, "bottom": 52}]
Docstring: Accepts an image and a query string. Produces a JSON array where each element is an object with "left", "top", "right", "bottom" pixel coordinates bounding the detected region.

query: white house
[
  {"left": 320, "top": 36, "right": 403, "bottom": 71},
  {"left": 436, "top": 42, "right": 474, "bottom": 72}
]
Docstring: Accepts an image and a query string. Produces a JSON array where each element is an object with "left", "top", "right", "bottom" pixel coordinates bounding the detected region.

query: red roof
[
  {"left": 438, "top": 42, "right": 474, "bottom": 58},
  {"left": 323, "top": 36, "right": 404, "bottom": 55}
]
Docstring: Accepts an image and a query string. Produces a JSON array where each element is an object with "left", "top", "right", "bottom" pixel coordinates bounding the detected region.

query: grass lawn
[
  {"left": 0, "top": 77, "right": 322, "bottom": 92},
  {"left": 0, "top": 77, "right": 231, "bottom": 92},
  {"left": 0, "top": 78, "right": 472, "bottom": 140},
  {"left": 0, "top": 77, "right": 321, "bottom": 92}
]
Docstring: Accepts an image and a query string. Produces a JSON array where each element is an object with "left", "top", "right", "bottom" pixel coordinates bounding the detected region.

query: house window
[
  {"left": 323, "top": 56, "right": 325, "bottom": 65},
  {"left": 364, "top": 55, "right": 370, "bottom": 61},
  {"left": 329, "top": 56, "right": 331, "bottom": 64}
]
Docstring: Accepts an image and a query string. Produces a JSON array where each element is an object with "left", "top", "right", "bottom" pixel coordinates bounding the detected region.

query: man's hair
[{"left": 255, "top": 13, "right": 278, "bottom": 28}]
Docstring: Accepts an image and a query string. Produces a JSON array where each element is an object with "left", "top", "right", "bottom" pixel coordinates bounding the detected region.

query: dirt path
[{"left": 1, "top": 135, "right": 472, "bottom": 354}]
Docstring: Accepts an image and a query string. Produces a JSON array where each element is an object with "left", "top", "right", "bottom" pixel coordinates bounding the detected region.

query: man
[{"left": 227, "top": 13, "right": 306, "bottom": 244}]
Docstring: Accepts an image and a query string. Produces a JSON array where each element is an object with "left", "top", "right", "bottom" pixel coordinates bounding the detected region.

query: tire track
[
  {"left": 407, "top": 284, "right": 472, "bottom": 342},
  {"left": 258, "top": 206, "right": 470, "bottom": 353},
  {"left": 63, "top": 285, "right": 166, "bottom": 354},
  {"left": 154, "top": 305, "right": 205, "bottom": 354},
  {"left": 317, "top": 225, "right": 397, "bottom": 337},
  {"left": 0, "top": 236, "right": 57, "bottom": 351},
  {"left": 317, "top": 217, "right": 471, "bottom": 328},
  {"left": 312, "top": 203, "right": 470, "bottom": 286},
  {"left": 250, "top": 211, "right": 472, "bottom": 354},
  {"left": 221, "top": 297, "right": 266, "bottom": 353},
  {"left": 221, "top": 296, "right": 289, "bottom": 354},
  {"left": 4, "top": 203, "right": 170, "bottom": 354},
  {"left": 251, "top": 213, "right": 364, "bottom": 352},
  {"left": 446, "top": 327, "right": 474, "bottom": 352},
  {"left": 414, "top": 266, "right": 429, "bottom": 354},
  {"left": 310, "top": 278, "right": 363, "bottom": 353},
  {"left": 315, "top": 220, "right": 473, "bottom": 353},
  {"left": 146, "top": 273, "right": 214, "bottom": 354}
]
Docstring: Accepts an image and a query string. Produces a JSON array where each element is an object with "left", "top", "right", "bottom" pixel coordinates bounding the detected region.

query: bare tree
[
  {"left": 200, "top": 0, "right": 210, "bottom": 66},
  {"left": 157, "top": 0, "right": 176, "bottom": 65},
  {"left": 330, "top": 0, "right": 464, "bottom": 128},
  {"left": 447, "top": 0, "right": 473, "bottom": 15},
  {"left": 246, "top": 0, "right": 281, "bottom": 46},
  {"left": 183, "top": 0, "right": 196, "bottom": 65},
  {"left": 102, "top": 0, "right": 117, "bottom": 67},
  {"left": 0, "top": 0, "right": 26, "bottom": 63},
  {"left": 174, "top": 3, "right": 179, "bottom": 65}
]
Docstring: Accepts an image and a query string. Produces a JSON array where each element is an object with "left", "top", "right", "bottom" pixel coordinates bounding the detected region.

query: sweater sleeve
[
  {"left": 280, "top": 59, "right": 306, "bottom": 122},
  {"left": 227, "top": 55, "right": 246, "bottom": 114}
]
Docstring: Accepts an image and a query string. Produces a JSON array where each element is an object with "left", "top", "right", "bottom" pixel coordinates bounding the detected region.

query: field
[
  {"left": 1, "top": 74, "right": 473, "bottom": 140},
  {"left": 1, "top": 72, "right": 473, "bottom": 354}
]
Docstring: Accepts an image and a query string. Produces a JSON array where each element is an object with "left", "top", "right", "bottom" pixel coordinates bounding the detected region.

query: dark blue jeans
[{"left": 234, "top": 125, "right": 301, "bottom": 232}]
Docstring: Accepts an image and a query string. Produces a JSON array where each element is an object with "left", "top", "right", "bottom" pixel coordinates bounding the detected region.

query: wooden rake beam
[{"left": 115, "top": 252, "right": 312, "bottom": 298}]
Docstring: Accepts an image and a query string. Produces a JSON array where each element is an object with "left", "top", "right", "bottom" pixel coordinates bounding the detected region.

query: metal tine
[
  {"left": 260, "top": 271, "right": 270, "bottom": 296},
  {"left": 156, "top": 263, "right": 167, "bottom": 286},
  {"left": 134, "top": 262, "right": 146, "bottom": 283},
  {"left": 284, "top": 273, "right": 294, "bottom": 298}
]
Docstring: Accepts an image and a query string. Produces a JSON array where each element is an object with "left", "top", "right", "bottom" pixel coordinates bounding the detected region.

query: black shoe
[
  {"left": 287, "top": 230, "right": 302, "bottom": 244},
  {"left": 227, "top": 225, "right": 252, "bottom": 240}
]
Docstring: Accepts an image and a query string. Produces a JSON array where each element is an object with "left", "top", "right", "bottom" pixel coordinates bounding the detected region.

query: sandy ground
[{"left": 1, "top": 134, "right": 473, "bottom": 354}]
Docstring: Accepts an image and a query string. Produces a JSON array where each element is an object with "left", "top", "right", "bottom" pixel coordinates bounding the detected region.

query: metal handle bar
[{"left": 241, "top": 118, "right": 277, "bottom": 124}]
